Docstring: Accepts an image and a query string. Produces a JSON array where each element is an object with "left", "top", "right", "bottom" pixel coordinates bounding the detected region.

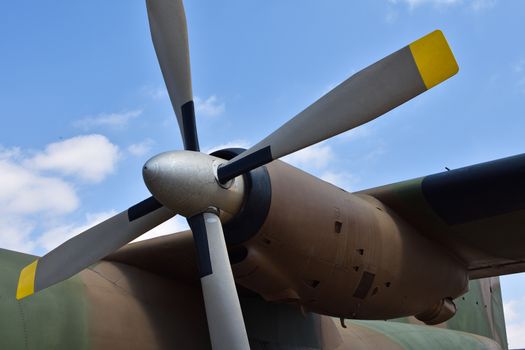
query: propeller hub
[{"left": 143, "top": 151, "right": 245, "bottom": 219}]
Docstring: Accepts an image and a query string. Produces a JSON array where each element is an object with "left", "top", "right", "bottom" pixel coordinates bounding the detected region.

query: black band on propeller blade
[
  {"left": 187, "top": 214, "right": 212, "bottom": 277},
  {"left": 17, "top": 199, "right": 175, "bottom": 300},
  {"left": 217, "top": 31, "right": 458, "bottom": 184},
  {"left": 181, "top": 100, "right": 200, "bottom": 151},
  {"left": 127, "top": 196, "right": 163, "bottom": 221},
  {"left": 217, "top": 146, "right": 272, "bottom": 183}
]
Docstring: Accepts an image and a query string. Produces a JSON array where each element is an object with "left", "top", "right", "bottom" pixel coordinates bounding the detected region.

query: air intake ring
[{"left": 211, "top": 148, "right": 272, "bottom": 245}]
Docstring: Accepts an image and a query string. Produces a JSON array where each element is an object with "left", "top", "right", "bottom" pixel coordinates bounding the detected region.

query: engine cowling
[{"left": 215, "top": 149, "right": 469, "bottom": 320}]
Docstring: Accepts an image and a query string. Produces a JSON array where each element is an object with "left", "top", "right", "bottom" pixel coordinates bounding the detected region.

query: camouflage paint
[
  {"left": 448, "top": 278, "right": 508, "bottom": 347},
  {"left": 0, "top": 248, "right": 90, "bottom": 350},
  {"left": 392, "top": 278, "right": 508, "bottom": 349},
  {"left": 83, "top": 260, "right": 211, "bottom": 349},
  {"left": 0, "top": 245, "right": 509, "bottom": 349},
  {"left": 0, "top": 247, "right": 213, "bottom": 350},
  {"left": 361, "top": 154, "right": 525, "bottom": 278},
  {"left": 241, "top": 295, "right": 502, "bottom": 350},
  {"left": 349, "top": 320, "right": 501, "bottom": 350}
]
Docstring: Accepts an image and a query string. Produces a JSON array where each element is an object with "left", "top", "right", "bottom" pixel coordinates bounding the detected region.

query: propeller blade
[
  {"left": 146, "top": 0, "right": 199, "bottom": 151},
  {"left": 16, "top": 197, "right": 175, "bottom": 300},
  {"left": 188, "top": 212, "right": 250, "bottom": 350},
  {"left": 218, "top": 30, "right": 458, "bottom": 183}
]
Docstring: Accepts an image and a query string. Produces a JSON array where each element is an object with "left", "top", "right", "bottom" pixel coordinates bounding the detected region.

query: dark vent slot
[
  {"left": 353, "top": 271, "right": 375, "bottom": 299},
  {"left": 306, "top": 280, "right": 320, "bottom": 288}
]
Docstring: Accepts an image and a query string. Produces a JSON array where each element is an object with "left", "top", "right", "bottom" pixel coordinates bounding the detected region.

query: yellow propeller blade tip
[
  {"left": 409, "top": 30, "right": 459, "bottom": 90},
  {"left": 16, "top": 260, "right": 38, "bottom": 300}
]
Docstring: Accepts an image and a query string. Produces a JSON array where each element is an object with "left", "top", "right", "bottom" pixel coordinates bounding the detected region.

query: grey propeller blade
[
  {"left": 188, "top": 212, "right": 250, "bottom": 350},
  {"left": 16, "top": 197, "right": 175, "bottom": 299},
  {"left": 146, "top": 0, "right": 199, "bottom": 151},
  {"left": 217, "top": 30, "right": 459, "bottom": 183}
]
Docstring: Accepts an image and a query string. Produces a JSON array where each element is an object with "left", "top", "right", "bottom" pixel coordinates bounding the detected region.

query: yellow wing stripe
[
  {"left": 409, "top": 30, "right": 459, "bottom": 90},
  {"left": 16, "top": 260, "right": 38, "bottom": 300}
]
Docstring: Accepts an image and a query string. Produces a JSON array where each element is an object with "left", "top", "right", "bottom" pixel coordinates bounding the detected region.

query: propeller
[
  {"left": 16, "top": 0, "right": 459, "bottom": 349},
  {"left": 16, "top": 197, "right": 174, "bottom": 299},
  {"left": 146, "top": 0, "right": 198, "bottom": 151},
  {"left": 188, "top": 212, "right": 251, "bottom": 349},
  {"left": 217, "top": 30, "right": 458, "bottom": 183}
]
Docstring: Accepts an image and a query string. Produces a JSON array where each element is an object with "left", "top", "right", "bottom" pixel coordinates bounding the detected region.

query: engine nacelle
[
  {"left": 214, "top": 149, "right": 469, "bottom": 320},
  {"left": 415, "top": 298, "right": 457, "bottom": 325}
]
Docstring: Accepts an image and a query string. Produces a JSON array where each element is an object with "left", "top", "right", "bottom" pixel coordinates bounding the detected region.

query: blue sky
[{"left": 1, "top": 0, "right": 524, "bottom": 347}]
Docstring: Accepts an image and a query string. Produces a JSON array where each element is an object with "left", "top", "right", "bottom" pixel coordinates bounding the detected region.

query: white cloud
[
  {"left": 195, "top": 95, "right": 225, "bottom": 117},
  {"left": 0, "top": 217, "right": 36, "bottom": 253},
  {"left": 37, "top": 210, "right": 117, "bottom": 252},
  {"left": 507, "top": 322, "right": 525, "bottom": 349},
  {"left": 142, "top": 86, "right": 168, "bottom": 100},
  {"left": 320, "top": 171, "right": 358, "bottom": 191},
  {"left": 128, "top": 139, "right": 155, "bottom": 157},
  {"left": 281, "top": 142, "right": 359, "bottom": 189},
  {"left": 73, "top": 110, "right": 142, "bottom": 130},
  {"left": 0, "top": 156, "right": 78, "bottom": 215},
  {"left": 340, "top": 125, "right": 372, "bottom": 142},
  {"left": 504, "top": 297, "right": 525, "bottom": 348},
  {"left": 0, "top": 146, "right": 21, "bottom": 160},
  {"left": 0, "top": 135, "right": 128, "bottom": 257},
  {"left": 283, "top": 142, "right": 334, "bottom": 170},
  {"left": 388, "top": 0, "right": 496, "bottom": 10},
  {"left": 27, "top": 134, "right": 120, "bottom": 183},
  {"left": 133, "top": 215, "right": 189, "bottom": 242},
  {"left": 470, "top": 0, "right": 496, "bottom": 11},
  {"left": 388, "top": 0, "right": 460, "bottom": 9},
  {"left": 0, "top": 143, "right": 87, "bottom": 254},
  {"left": 363, "top": 143, "right": 387, "bottom": 161},
  {"left": 504, "top": 299, "right": 519, "bottom": 322},
  {"left": 385, "top": 9, "right": 399, "bottom": 23}
]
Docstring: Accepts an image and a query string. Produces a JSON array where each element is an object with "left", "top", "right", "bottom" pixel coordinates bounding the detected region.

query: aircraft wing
[
  {"left": 107, "top": 151, "right": 525, "bottom": 282},
  {"left": 104, "top": 230, "right": 258, "bottom": 297},
  {"left": 359, "top": 153, "right": 525, "bottom": 279},
  {"left": 104, "top": 230, "right": 200, "bottom": 285}
]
